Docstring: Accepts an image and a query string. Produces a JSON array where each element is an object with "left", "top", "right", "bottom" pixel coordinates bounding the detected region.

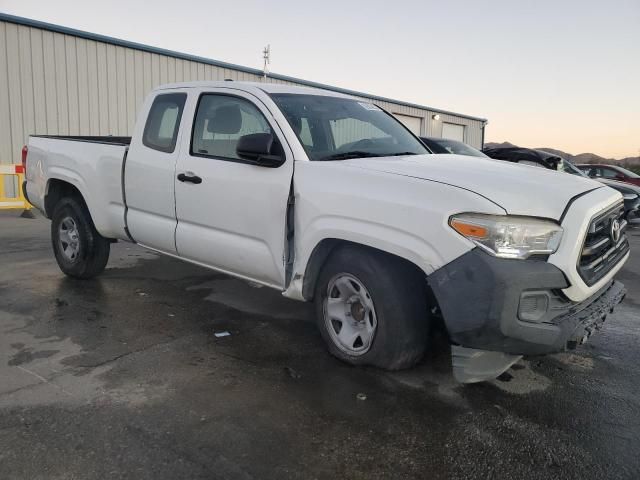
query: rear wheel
[
  {"left": 51, "top": 197, "right": 110, "bottom": 279},
  {"left": 313, "top": 245, "right": 430, "bottom": 370}
]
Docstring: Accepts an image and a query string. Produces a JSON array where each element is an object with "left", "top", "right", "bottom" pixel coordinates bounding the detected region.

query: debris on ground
[
  {"left": 356, "top": 393, "right": 367, "bottom": 401},
  {"left": 493, "top": 404, "right": 508, "bottom": 417},
  {"left": 284, "top": 366, "right": 302, "bottom": 380},
  {"left": 214, "top": 331, "right": 231, "bottom": 338}
]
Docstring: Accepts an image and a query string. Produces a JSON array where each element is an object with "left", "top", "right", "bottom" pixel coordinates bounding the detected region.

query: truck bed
[
  {"left": 25, "top": 135, "right": 130, "bottom": 240},
  {"left": 31, "top": 135, "right": 132, "bottom": 146}
]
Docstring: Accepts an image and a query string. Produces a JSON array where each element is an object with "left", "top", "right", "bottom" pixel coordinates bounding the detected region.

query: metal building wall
[{"left": 0, "top": 15, "right": 487, "bottom": 168}]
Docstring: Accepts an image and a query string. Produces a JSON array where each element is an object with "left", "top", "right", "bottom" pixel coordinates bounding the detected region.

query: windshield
[
  {"left": 428, "top": 138, "right": 488, "bottom": 158},
  {"left": 270, "top": 94, "right": 429, "bottom": 161}
]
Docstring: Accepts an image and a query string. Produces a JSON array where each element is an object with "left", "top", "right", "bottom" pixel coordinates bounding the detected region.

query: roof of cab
[{"left": 155, "top": 81, "right": 352, "bottom": 98}]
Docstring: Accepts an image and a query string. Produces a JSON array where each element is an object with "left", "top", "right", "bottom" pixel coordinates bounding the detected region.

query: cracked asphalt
[{"left": 1, "top": 210, "right": 639, "bottom": 479}]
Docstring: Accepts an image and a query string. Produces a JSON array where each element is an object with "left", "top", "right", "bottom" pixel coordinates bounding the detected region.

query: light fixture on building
[{"left": 432, "top": 114, "right": 441, "bottom": 121}]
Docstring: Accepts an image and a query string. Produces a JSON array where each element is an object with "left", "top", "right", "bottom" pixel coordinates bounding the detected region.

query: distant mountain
[
  {"left": 483, "top": 142, "right": 640, "bottom": 167},
  {"left": 483, "top": 141, "right": 518, "bottom": 150}
]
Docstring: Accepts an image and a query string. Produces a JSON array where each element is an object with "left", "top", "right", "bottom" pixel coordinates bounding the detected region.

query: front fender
[
  {"left": 283, "top": 219, "right": 467, "bottom": 301},
  {"left": 302, "top": 216, "right": 452, "bottom": 275},
  {"left": 283, "top": 161, "right": 505, "bottom": 300},
  {"left": 283, "top": 215, "right": 475, "bottom": 301}
]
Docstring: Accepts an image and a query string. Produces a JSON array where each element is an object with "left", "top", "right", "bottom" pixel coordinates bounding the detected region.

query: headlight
[{"left": 449, "top": 213, "right": 563, "bottom": 259}]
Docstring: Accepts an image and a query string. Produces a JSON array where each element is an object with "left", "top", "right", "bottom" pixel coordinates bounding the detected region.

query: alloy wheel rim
[
  {"left": 58, "top": 216, "right": 80, "bottom": 261},
  {"left": 323, "top": 273, "right": 378, "bottom": 356}
]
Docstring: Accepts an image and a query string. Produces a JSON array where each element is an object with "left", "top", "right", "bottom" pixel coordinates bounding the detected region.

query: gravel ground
[{"left": 1, "top": 210, "right": 639, "bottom": 479}]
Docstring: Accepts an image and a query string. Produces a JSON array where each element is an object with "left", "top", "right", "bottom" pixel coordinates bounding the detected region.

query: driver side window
[{"left": 191, "top": 94, "right": 274, "bottom": 161}]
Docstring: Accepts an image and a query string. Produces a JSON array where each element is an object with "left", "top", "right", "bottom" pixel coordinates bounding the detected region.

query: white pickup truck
[{"left": 23, "top": 81, "right": 629, "bottom": 382}]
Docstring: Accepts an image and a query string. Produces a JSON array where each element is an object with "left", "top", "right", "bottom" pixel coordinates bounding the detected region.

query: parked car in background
[
  {"left": 23, "top": 81, "right": 629, "bottom": 383},
  {"left": 483, "top": 146, "right": 562, "bottom": 170},
  {"left": 484, "top": 147, "right": 640, "bottom": 220},
  {"left": 419, "top": 137, "right": 489, "bottom": 158},
  {"left": 562, "top": 162, "right": 640, "bottom": 220},
  {"left": 577, "top": 164, "right": 640, "bottom": 187}
]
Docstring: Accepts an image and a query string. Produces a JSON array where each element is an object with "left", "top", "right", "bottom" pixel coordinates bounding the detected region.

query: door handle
[{"left": 177, "top": 172, "right": 202, "bottom": 184}]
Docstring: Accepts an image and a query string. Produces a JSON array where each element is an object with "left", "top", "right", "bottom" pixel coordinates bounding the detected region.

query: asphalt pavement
[{"left": 1, "top": 210, "right": 639, "bottom": 480}]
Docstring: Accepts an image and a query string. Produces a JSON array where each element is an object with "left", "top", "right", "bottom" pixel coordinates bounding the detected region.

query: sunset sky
[{"left": 1, "top": 0, "right": 638, "bottom": 158}]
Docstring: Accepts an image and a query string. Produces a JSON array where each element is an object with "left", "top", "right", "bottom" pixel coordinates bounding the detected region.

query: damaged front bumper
[{"left": 428, "top": 248, "right": 626, "bottom": 382}]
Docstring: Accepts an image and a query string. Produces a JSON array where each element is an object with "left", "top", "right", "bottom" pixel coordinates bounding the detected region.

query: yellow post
[{"left": 0, "top": 164, "right": 34, "bottom": 218}]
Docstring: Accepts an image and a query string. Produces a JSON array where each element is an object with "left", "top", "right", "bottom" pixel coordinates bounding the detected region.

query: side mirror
[{"left": 236, "top": 133, "right": 285, "bottom": 168}]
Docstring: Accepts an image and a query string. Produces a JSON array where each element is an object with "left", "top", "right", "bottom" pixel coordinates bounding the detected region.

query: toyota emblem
[{"left": 610, "top": 218, "right": 621, "bottom": 243}]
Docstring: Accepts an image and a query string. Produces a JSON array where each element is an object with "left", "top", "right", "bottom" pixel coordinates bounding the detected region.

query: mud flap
[{"left": 451, "top": 345, "right": 522, "bottom": 383}]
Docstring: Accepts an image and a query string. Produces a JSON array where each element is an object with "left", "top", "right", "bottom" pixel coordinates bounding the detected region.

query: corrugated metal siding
[{"left": 0, "top": 18, "right": 485, "bottom": 166}]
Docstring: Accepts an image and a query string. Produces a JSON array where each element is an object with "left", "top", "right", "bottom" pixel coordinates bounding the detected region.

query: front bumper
[{"left": 428, "top": 248, "right": 626, "bottom": 356}]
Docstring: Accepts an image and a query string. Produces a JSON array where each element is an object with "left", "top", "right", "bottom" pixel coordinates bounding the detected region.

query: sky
[{"left": 1, "top": 0, "right": 639, "bottom": 158}]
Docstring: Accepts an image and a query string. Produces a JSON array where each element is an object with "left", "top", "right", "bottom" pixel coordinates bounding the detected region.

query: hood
[{"left": 341, "top": 154, "right": 603, "bottom": 220}]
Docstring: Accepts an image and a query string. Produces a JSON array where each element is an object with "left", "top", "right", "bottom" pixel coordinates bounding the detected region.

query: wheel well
[
  {"left": 302, "top": 239, "right": 431, "bottom": 301},
  {"left": 44, "top": 179, "right": 86, "bottom": 218}
]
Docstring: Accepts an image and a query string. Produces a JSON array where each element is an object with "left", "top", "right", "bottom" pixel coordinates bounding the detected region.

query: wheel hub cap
[
  {"left": 59, "top": 217, "right": 80, "bottom": 261},
  {"left": 323, "top": 274, "right": 378, "bottom": 356},
  {"left": 349, "top": 299, "right": 366, "bottom": 322}
]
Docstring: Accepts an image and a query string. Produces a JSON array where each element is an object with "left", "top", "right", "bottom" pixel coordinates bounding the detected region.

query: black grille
[{"left": 578, "top": 202, "right": 629, "bottom": 286}]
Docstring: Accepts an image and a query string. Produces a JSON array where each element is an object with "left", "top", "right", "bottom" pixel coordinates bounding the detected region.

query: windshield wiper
[
  {"left": 386, "top": 151, "right": 419, "bottom": 157},
  {"left": 320, "top": 151, "right": 421, "bottom": 161},
  {"left": 320, "top": 151, "right": 384, "bottom": 161}
]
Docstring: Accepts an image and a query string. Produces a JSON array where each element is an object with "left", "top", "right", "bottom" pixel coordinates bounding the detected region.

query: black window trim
[
  {"left": 142, "top": 92, "right": 187, "bottom": 154},
  {"left": 189, "top": 92, "right": 287, "bottom": 168}
]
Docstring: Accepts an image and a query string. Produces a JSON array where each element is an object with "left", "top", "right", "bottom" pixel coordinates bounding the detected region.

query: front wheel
[
  {"left": 313, "top": 246, "right": 430, "bottom": 370},
  {"left": 51, "top": 197, "right": 110, "bottom": 279}
]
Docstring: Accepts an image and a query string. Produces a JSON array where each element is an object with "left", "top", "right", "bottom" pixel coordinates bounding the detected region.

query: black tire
[
  {"left": 51, "top": 196, "right": 110, "bottom": 279},
  {"left": 313, "top": 245, "right": 430, "bottom": 370}
]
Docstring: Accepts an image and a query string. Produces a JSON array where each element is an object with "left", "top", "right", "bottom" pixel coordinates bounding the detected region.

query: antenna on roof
[{"left": 262, "top": 45, "right": 270, "bottom": 79}]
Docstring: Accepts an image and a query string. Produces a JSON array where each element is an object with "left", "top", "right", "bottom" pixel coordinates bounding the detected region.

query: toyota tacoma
[{"left": 22, "top": 82, "right": 629, "bottom": 382}]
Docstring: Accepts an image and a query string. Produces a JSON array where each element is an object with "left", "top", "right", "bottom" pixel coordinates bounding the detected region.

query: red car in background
[{"left": 577, "top": 164, "right": 640, "bottom": 187}]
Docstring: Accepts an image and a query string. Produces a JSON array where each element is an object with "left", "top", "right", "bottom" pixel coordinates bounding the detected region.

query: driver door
[{"left": 174, "top": 89, "right": 294, "bottom": 288}]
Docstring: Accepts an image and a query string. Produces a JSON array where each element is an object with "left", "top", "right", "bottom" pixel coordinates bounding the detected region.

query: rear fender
[{"left": 44, "top": 170, "right": 122, "bottom": 239}]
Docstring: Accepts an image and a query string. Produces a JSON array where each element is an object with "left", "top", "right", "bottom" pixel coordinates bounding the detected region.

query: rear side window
[{"left": 143, "top": 93, "right": 187, "bottom": 153}]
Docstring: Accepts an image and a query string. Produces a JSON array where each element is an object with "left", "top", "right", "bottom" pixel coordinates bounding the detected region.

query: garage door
[
  {"left": 442, "top": 122, "right": 465, "bottom": 142},
  {"left": 394, "top": 114, "right": 422, "bottom": 135}
]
